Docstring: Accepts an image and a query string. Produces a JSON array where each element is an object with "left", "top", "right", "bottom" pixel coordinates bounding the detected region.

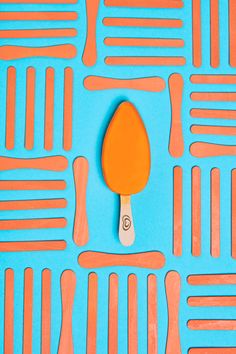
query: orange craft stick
[
  {"left": 0, "top": 180, "right": 66, "bottom": 190},
  {"left": 173, "top": 166, "right": 183, "bottom": 256},
  {"left": 188, "top": 296, "right": 236, "bottom": 307},
  {"left": 0, "top": 156, "right": 68, "bottom": 171},
  {"left": 58, "top": 270, "right": 76, "bottom": 354},
  {"left": 105, "top": 0, "right": 184, "bottom": 8},
  {"left": 105, "top": 56, "right": 186, "bottom": 66},
  {"left": 78, "top": 251, "right": 166, "bottom": 269},
  {"left": 103, "top": 17, "right": 183, "bottom": 28},
  {"left": 0, "top": 240, "right": 66, "bottom": 252},
  {"left": 0, "top": 29, "right": 77, "bottom": 38},
  {"left": 82, "top": 0, "right": 100, "bottom": 66},
  {"left": 191, "top": 92, "right": 236, "bottom": 101},
  {"left": 189, "top": 349, "right": 236, "bottom": 354},
  {"left": 188, "top": 319, "right": 236, "bottom": 330},
  {"left": 232, "top": 169, "right": 236, "bottom": 258},
  {"left": 108, "top": 274, "right": 118, "bottom": 354},
  {"left": 6, "top": 66, "right": 16, "bottom": 150},
  {"left": 4, "top": 269, "right": 14, "bottom": 354},
  {"left": 210, "top": 168, "right": 220, "bottom": 258},
  {"left": 84, "top": 75, "right": 166, "bottom": 92},
  {"left": 41, "top": 269, "right": 51, "bottom": 354},
  {"left": 73, "top": 157, "right": 89, "bottom": 246},
  {"left": 87, "top": 273, "right": 98, "bottom": 354},
  {"left": 0, "top": 198, "right": 67, "bottom": 210},
  {"left": 190, "top": 109, "right": 236, "bottom": 119},
  {"left": 192, "top": 0, "right": 202, "bottom": 67},
  {"left": 187, "top": 274, "right": 236, "bottom": 285},
  {"left": 191, "top": 142, "right": 236, "bottom": 157},
  {"left": 23, "top": 268, "right": 33, "bottom": 354},
  {"left": 191, "top": 125, "right": 236, "bottom": 135},
  {"left": 104, "top": 38, "right": 184, "bottom": 48},
  {"left": 192, "top": 166, "right": 201, "bottom": 256},
  {"left": 44, "top": 67, "right": 54, "bottom": 151},
  {"left": 229, "top": 0, "right": 236, "bottom": 67},
  {"left": 128, "top": 274, "right": 138, "bottom": 354},
  {"left": 0, "top": 0, "right": 77, "bottom": 3},
  {"left": 148, "top": 274, "right": 158, "bottom": 354},
  {"left": 25, "top": 67, "right": 36, "bottom": 150},
  {"left": 0, "top": 12, "right": 78, "bottom": 20},
  {"left": 210, "top": 0, "right": 220, "bottom": 68},
  {"left": 169, "top": 73, "right": 184, "bottom": 158},
  {"left": 63, "top": 67, "right": 73, "bottom": 151},
  {"left": 165, "top": 271, "right": 181, "bottom": 354},
  {"left": 0, "top": 218, "right": 67, "bottom": 230},
  {"left": 190, "top": 74, "right": 236, "bottom": 84},
  {"left": 0, "top": 45, "right": 77, "bottom": 60}
]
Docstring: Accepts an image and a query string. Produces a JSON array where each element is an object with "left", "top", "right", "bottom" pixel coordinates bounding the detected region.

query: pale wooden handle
[{"left": 119, "top": 195, "right": 135, "bottom": 246}]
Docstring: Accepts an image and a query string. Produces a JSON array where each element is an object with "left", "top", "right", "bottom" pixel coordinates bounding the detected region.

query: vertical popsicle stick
[
  {"left": 232, "top": 169, "right": 236, "bottom": 258},
  {"left": 58, "top": 270, "right": 76, "bottom": 354},
  {"left": 210, "top": 0, "right": 220, "bottom": 68},
  {"left": 148, "top": 274, "right": 158, "bottom": 354},
  {"left": 192, "top": 167, "right": 201, "bottom": 256},
  {"left": 82, "top": 0, "right": 100, "bottom": 66},
  {"left": 4, "top": 269, "right": 14, "bottom": 354},
  {"left": 192, "top": 0, "right": 202, "bottom": 67},
  {"left": 73, "top": 157, "right": 89, "bottom": 246},
  {"left": 44, "top": 67, "right": 54, "bottom": 151},
  {"left": 41, "top": 269, "right": 51, "bottom": 354},
  {"left": 63, "top": 67, "right": 73, "bottom": 151},
  {"left": 173, "top": 166, "right": 183, "bottom": 256},
  {"left": 211, "top": 168, "right": 220, "bottom": 257},
  {"left": 108, "top": 273, "right": 118, "bottom": 354},
  {"left": 229, "top": 0, "right": 236, "bottom": 67},
  {"left": 25, "top": 67, "right": 35, "bottom": 150},
  {"left": 87, "top": 273, "right": 98, "bottom": 354},
  {"left": 23, "top": 268, "right": 33, "bottom": 354},
  {"left": 168, "top": 74, "right": 184, "bottom": 158},
  {"left": 6, "top": 66, "right": 16, "bottom": 150},
  {"left": 165, "top": 271, "right": 181, "bottom": 354},
  {"left": 128, "top": 274, "right": 138, "bottom": 354}
]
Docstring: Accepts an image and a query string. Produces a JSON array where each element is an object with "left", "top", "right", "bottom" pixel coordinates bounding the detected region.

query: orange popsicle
[{"left": 102, "top": 101, "right": 151, "bottom": 246}]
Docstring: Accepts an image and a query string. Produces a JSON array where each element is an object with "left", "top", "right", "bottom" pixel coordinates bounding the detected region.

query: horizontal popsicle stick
[
  {"left": 105, "top": 0, "right": 184, "bottom": 8},
  {"left": 105, "top": 56, "right": 186, "bottom": 66},
  {"left": 0, "top": 240, "right": 66, "bottom": 252},
  {"left": 190, "top": 74, "right": 236, "bottom": 84},
  {"left": 190, "top": 109, "right": 236, "bottom": 119},
  {"left": 191, "top": 92, "right": 236, "bottom": 101},
  {"left": 0, "top": 29, "right": 77, "bottom": 38},
  {"left": 78, "top": 251, "right": 166, "bottom": 269},
  {"left": 190, "top": 142, "right": 236, "bottom": 157},
  {"left": 0, "top": 45, "right": 77, "bottom": 60},
  {"left": 189, "top": 349, "right": 236, "bottom": 354},
  {"left": 188, "top": 296, "right": 236, "bottom": 307},
  {"left": 0, "top": 218, "right": 67, "bottom": 230},
  {"left": 84, "top": 75, "right": 166, "bottom": 92},
  {"left": 0, "top": 0, "right": 77, "bottom": 2},
  {"left": 0, "top": 180, "right": 66, "bottom": 190},
  {"left": 188, "top": 319, "right": 236, "bottom": 330},
  {"left": 104, "top": 37, "right": 184, "bottom": 47},
  {"left": 0, "top": 199, "right": 67, "bottom": 210},
  {"left": 0, "top": 156, "right": 68, "bottom": 171},
  {"left": 103, "top": 17, "right": 183, "bottom": 28},
  {"left": 0, "top": 12, "right": 78, "bottom": 20},
  {"left": 188, "top": 274, "right": 236, "bottom": 285},
  {"left": 191, "top": 125, "right": 236, "bottom": 135}
]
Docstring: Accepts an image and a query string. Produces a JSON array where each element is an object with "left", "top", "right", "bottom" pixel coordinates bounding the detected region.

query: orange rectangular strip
[
  {"left": 210, "top": 0, "right": 220, "bottom": 68},
  {"left": 189, "top": 349, "right": 236, "bottom": 354},
  {"left": 105, "top": 56, "right": 186, "bottom": 66},
  {"left": 63, "top": 67, "right": 73, "bottom": 151},
  {"left": 6, "top": 66, "right": 16, "bottom": 150},
  {"left": 0, "top": 240, "right": 66, "bottom": 252},
  {"left": 25, "top": 67, "right": 35, "bottom": 150},
  {"left": 41, "top": 269, "right": 51, "bottom": 354},
  {"left": 23, "top": 268, "right": 33, "bottom": 354},
  {"left": 0, "top": 198, "right": 67, "bottom": 210},
  {"left": 0, "top": 180, "right": 66, "bottom": 190},
  {"left": 108, "top": 274, "right": 118, "bottom": 354},
  {"left": 229, "top": 0, "right": 236, "bottom": 67},
  {"left": 191, "top": 92, "right": 236, "bottom": 101},
  {"left": 148, "top": 274, "right": 158, "bottom": 354},
  {"left": 188, "top": 296, "right": 236, "bottom": 307},
  {"left": 87, "top": 273, "right": 98, "bottom": 354},
  {"left": 44, "top": 67, "right": 54, "bottom": 151},
  {"left": 105, "top": 0, "right": 184, "bottom": 8},
  {"left": 104, "top": 38, "right": 184, "bottom": 47},
  {"left": 0, "top": 12, "right": 78, "bottom": 20},
  {"left": 188, "top": 274, "right": 236, "bottom": 285},
  {"left": 192, "top": 0, "right": 202, "bottom": 67},
  {"left": 103, "top": 17, "right": 183, "bottom": 28},
  {"left": 188, "top": 319, "right": 236, "bottom": 330},
  {"left": 0, "top": 218, "right": 67, "bottom": 230},
  {"left": 190, "top": 75, "right": 236, "bottom": 84},
  {"left": 0, "top": 29, "right": 77, "bottom": 38},
  {"left": 173, "top": 166, "right": 183, "bottom": 256},
  {"left": 192, "top": 167, "right": 201, "bottom": 256},
  {"left": 4, "top": 269, "right": 14, "bottom": 354},
  {"left": 191, "top": 125, "right": 236, "bottom": 135},
  {"left": 232, "top": 169, "right": 236, "bottom": 258},
  {"left": 190, "top": 109, "right": 236, "bottom": 119},
  {"left": 128, "top": 274, "right": 138, "bottom": 354},
  {"left": 210, "top": 168, "right": 220, "bottom": 257}
]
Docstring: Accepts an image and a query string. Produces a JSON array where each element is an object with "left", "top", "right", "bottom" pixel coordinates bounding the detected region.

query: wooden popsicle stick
[
  {"left": 58, "top": 271, "right": 76, "bottom": 354},
  {"left": 210, "top": 168, "right": 220, "bottom": 258},
  {"left": 0, "top": 218, "right": 67, "bottom": 230},
  {"left": 84, "top": 75, "right": 165, "bottom": 92},
  {"left": 191, "top": 125, "right": 236, "bottom": 135},
  {"left": 0, "top": 29, "right": 77, "bottom": 38},
  {"left": 41, "top": 269, "right": 51, "bottom": 354},
  {"left": 229, "top": 0, "right": 236, "bottom": 67},
  {"left": 0, "top": 198, "right": 67, "bottom": 210},
  {"left": 188, "top": 319, "right": 236, "bottom": 330},
  {"left": 63, "top": 67, "right": 73, "bottom": 151},
  {"left": 191, "top": 92, "right": 236, "bottom": 101},
  {"left": 105, "top": 56, "right": 186, "bottom": 66},
  {"left": 73, "top": 157, "right": 89, "bottom": 246},
  {"left": 0, "top": 240, "right": 66, "bottom": 252},
  {"left": 190, "top": 109, "right": 236, "bottom": 119},
  {"left": 25, "top": 67, "right": 35, "bottom": 150},
  {"left": 6, "top": 66, "right": 16, "bottom": 150},
  {"left": 191, "top": 142, "right": 236, "bottom": 157},
  {"left": 187, "top": 274, "right": 236, "bottom": 285},
  {"left": 23, "top": 268, "right": 33, "bottom": 354},
  {"left": 188, "top": 296, "right": 236, "bottom": 307},
  {"left": 0, "top": 12, "right": 78, "bottom": 20},
  {"left": 232, "top": 169, "right": 236, "bottom": 258},
  {"left": 169, "top": 73, "right": 184, "bottom": 158},
  {"left": 192, "top": 0, "right": 202, "bottom": 67},
  {"left": 104, "top": 38, "right": 184, "bottom": 48},
  {"left": 44, "top": 67, "right": 54, "bottom": 151},
  {"left": 147, "top": 274, "right": 158, "bottom": 354},
  {"left": 78, "top": 251, "right": 165, "bottom": 269},
  {"left": 105, "top": 0, "right": 184, "bottom": 8},
  {"left": 0, "top": 180, "right": 66, "bottom": 190},
  {"left": 108, "top": 274, "right": 118, "bottom": 354},
  {"left": 192, "top": 166, "right": 201, "bottom": 256},
  {"left": 189, "top": 349, "right": 236, "bottom": 354},
  {"left": 190, "top": 74, "right": 236, "bottom": 84},
  {"left": 0, "top": 156, "right": 68, "bottom": 171},
  {"left": 173, "top": 166, "right": 183, "bottom": 256},
  {"left": 0, "top": 0, "right": 77, "bottom": 2},
  {"left": 119, "top": 195, "right": 135, "bottom": 246},
  {"left": 103, "top": 17, "right": 183, "bottom": 28},
  {"left": 128, "top": 274, "right": 138, "bottom": 354},
  {"left": 4, "top": 269, "right": 14, "bottom": 354},
  {"left": 0, "top": 45, "right": 77, "bottom": 60},
  {"left": 82, "top": 0, "right": 100, "bottom": 66},
  {"left": 210, "top": 0, "right": 220, "bottom": 68},
  {"left": 165, "top": 271, "right": 181, "bottom": 354},
  {"left": 87, "top": 273, "right": 98, "bottom": 354}
]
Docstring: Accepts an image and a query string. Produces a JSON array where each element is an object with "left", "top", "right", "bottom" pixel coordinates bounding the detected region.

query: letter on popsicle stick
[{"left": 119, "top": 195, "right": 135, "bottom": 246}]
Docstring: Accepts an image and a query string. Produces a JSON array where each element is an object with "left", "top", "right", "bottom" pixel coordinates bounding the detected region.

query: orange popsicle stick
[
  {"left": 229, "top": 0, "right": 236, "bottom": 67},
  {"left": 0, "top": 218, "right": 67, "bottom": 230},
  {"left": 82, "top": 0, "right": 100, "bottom": 66},
  {"left": 0, "top": 45, "right": 77, "bottom": 60},
  {"left": 6, "top": 66, "right": 16, "bottom": 150},
  {"left": 192, "top": 166, "right": 201, "bottom": 256},
  {"left": 41, "top": 269, "right": 51, "bottom": 354},
  {"left": 103, "top": 17, "right": 183, "bottom": 28},
  {"left": 108, "top": 274, "right": 118, "bottom": 354},
  {"left": 78, "top": 251, "right": 166, "bottom": 269},
  {"left": 189, "top": 349, "right": 236, "bottom": 354},
  {"left": 148, "top": 274, "right": 158, "bottom": 354},
  {"left": 128, "top": 274, "right": 138, "bottom": 354},
  {"left": 0, "top": 180, "right": 66, "bottom": 190},
  {"left": 173, "top": 166, "right": 183, "bottom": 256},
  {"left": 191, "top": 125, "right": 236, "bottom": 135},
  {"left": 105, "top": 56, "right": 186, "bottom": 66},
  {"left": 73, "top": 157, "right": 89, "bottom": 246},
  {"left": 0, "top": 198, "right": 67, "bottom": 210},
  {"left": 192, "top": 0, "right": 202, "bottom": 67},
  {"left": 191, "top": 92, "right": 236, "bottom": 101},
  {"left": 84, "top": 76, "right": 166, "bottom": 92},
  {"left": 25, "top": 67, "right": 35, "bottom": 150},
  {"left": 104, "top": 37, "right": 184, "bottom": 47},
  {"left": 4, "top": 269, "right": 14, "bottom": 354},
  {"left": 232, "top": 169, "right": 236, "bottom": 258},
  {"left": 105, "top": 0, "right": 184, "bottom": 8},
  {"left": 44, "top": 67, "right": 54, "bottom": 151},
  {"left": 23, "top": 268, "right": 33, "bottom": 354},
  {"left": 211, "top": 168, "right": 220, "bottom": 258},
  {"left": 63, "top": 67, "right": 73, "bottom": 151},
  {"left": 0, "top": 0, "right": 77, "bottom": 3},
  {"left": 0, "top": 29, "right": 77, "bottom": 38},
  {"left": 0, "top": 156, "right": 68, "bottom": 171},
  {"left": 191, "top": 142, "right": 236, "bottom": 157},
  {"left": 87, "top": 273, "right": 98, "bottom": 354},
  {"left": 190, "top": 109, "right": 236, "bottom": 119},
  {"left": 0, "top": 12, "right": 78, "bottom": 20},
  {"left": 0, "top": 240, "right": 66, "bottom": 252},
  {"left": 187, "top": 274, "right": 236, "bottom": 285},
  {"left": 188, "top": 319, "right": 236, "bottom": 330},
  {"left": 190, "top": 74, "right": 236, "bottom": 84},
  {"left": 210, "top": 0, "right": 220, "bottom": 68},
  {"left": 188, "top": 296, "right": 236, "bottom": 307}
]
